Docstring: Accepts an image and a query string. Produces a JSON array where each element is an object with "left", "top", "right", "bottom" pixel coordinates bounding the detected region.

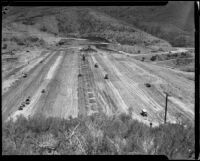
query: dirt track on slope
[{"left": 3, "top": 44, "right": 194, "bottom": 127}]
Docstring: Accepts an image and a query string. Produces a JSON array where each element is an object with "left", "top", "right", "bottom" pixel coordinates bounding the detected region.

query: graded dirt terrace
[{"left": 2, "top": 41, "right": 194, "bottom": 127}]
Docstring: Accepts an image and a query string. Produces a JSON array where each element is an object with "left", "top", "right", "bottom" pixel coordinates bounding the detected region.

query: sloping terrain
[
  {"left": 2, "top": 6, "right": 194, "bottom": 125},
  {"left": 2, "top": 5, "right": 195, "bottom": 157},
  {"left": 3, "top": 42, "right": 194, "bottom": 127},
  {"left": 94, "top": 1, "right": 194, "bottom": 47}
]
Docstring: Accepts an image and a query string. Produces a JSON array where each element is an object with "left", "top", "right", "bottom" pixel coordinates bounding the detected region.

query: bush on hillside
[{"left": 2, "top": 113, "right": 194, "bottom": 158}]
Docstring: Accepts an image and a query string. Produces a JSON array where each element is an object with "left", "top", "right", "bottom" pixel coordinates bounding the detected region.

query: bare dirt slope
[
  {"left": 2, "top": 6, "right": 194, "bottom": 127},
  {"left": 3, "top": 41, "right": 194, "bottom": 127}
]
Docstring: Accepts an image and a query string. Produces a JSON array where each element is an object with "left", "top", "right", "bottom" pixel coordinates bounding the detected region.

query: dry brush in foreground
[{"left": 2, "top": 112, "right": 194, "bottom": 159}]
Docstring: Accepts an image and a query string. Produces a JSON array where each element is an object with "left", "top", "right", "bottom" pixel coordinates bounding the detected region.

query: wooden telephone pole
[{"left": 164, "top": 92, "right": 170, "bottom": 124}]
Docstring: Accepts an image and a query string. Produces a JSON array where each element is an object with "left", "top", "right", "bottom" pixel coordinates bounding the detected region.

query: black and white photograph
[{"left": 2, "top": 1, "right": 196, "bottom": 159}]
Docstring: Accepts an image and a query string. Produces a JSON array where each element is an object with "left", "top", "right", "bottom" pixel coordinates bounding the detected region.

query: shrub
[
  {"left": 10, "top": 36, "right": 25, "bottom": 45},
  {"left": 27, "top": 36, "right": 39, "bottom": 43},
  {"left": 2, "top": 113, "right": 194, "bottom": 158}
]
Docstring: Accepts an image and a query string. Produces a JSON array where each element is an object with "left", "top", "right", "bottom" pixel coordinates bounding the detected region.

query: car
[
  {"left": 22, "top": 73, "right": 27, "bottom": 78},
  {"left": 26, "top": 98, "right": 30, "bottom": 104},
  {"left": 18, "top": 106, "right": 23, "bottom": 110}
]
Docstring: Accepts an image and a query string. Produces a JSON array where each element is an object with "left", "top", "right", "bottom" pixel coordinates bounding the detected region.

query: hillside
[
  {"left": 94, "top": 1, "right": 194, "bottom": 47},
  {"left": 2, "top": 6, "right": 173, "bottom": 54},
  {"left": 2, "top": 5, "right": 195, "bottom": 157}
]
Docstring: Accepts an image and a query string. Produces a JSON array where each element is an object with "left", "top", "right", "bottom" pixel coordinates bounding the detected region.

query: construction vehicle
[
  {"left": 141, "top": 109, "right": 148, "bottom": 117},
  {"left": 18, "top": 102, "right": 25, "bottom": 111},
  {"left": 25, "top": 97, "right": 31, "bottom": 105},
  {"left": 94, "top": 63, "right": 98, "bottom": 68},
  {"left": 41, "top": 89, "right": 46, "bottom": 93},
  {"left": 104, "top": 74, "right": 108, "bottom": 79},
  {"left": 145, "top": 83, "right": 151, "bottom": 88},
  {"left": 22, "top": 73, "right": 27, "bottom": 78}
]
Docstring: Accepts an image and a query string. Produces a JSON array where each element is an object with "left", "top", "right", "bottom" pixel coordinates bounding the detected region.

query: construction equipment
[
  {"left": 18, "top": 106, "right": 23, "bottom": 110},
  {"left": 104, "top": 74, "right": 108, "bottom": 79},
  {"left": 94, "top": 63, "right": 98, "bottom": 68},
  {"left": 140, "top": 109, "right": 148, "bottom": 117},
  {"left": 145, "top": 83, "right": 151, "bottom": 88},
  {"left": 22, "top": 73, "right": 27, "bottom": 78},
  {"left": 25, "top": 98, "right": 30, "bottom": 105}
]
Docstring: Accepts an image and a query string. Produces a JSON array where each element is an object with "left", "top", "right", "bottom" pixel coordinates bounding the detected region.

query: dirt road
[{"left": 3, "top": 44, "right": 194, "bottom": 127}]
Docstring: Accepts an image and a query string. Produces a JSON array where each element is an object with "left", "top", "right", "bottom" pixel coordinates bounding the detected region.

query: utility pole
[{"left": 164, "top": 92, "right": 170, "bottom": 124}]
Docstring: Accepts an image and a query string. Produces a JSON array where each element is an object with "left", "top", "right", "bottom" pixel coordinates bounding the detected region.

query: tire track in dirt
[
  {"left": 4, "top": 50, "right": 59, "bottom": 121},
  {"left": 78, "top": 51, "right": 100, "bottom": 116},
  {"left": 8, "top": 52, "right": 63, "bottom": 121},
  {"left": 89, "top": 54, "right": 112, "bottom": 115},
  {"left": 103, "top": 51, "right": 194, "bottom": 124},
  {"left": 93, "top": 51, "right": 175, "bottom": 125},
  {"left": 90, "top": 53, "right": 129, "bottom": 115},
  {"left": 33, "top": 49, "right": 78, "bottom": 119}
]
